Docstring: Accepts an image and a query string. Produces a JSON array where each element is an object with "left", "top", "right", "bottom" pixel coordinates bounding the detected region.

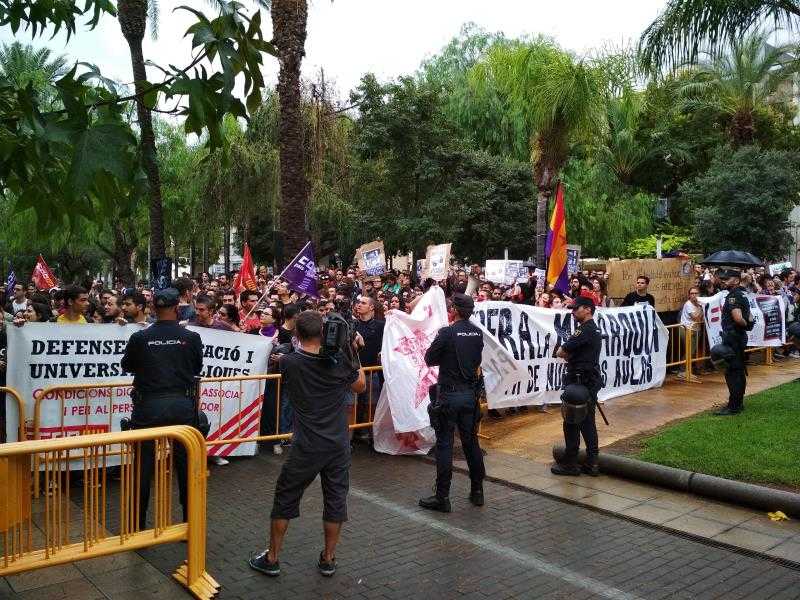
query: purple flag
[{"left": 282, "top": 241, "right": 319, "bottom": 298}]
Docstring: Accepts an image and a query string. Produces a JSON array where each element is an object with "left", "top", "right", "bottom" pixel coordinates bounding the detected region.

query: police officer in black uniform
[
  {"left": 419, "top": 293, "right": 485, "bottom": 513},
  {"left": 551, "top": 296, "right": 603, "bottom": 476},
  {"left": 715, "top": 268, "right": 752, "bottom": 416},
  {"left": 120, "top": 287, "right": 203, "bottom": 528}
]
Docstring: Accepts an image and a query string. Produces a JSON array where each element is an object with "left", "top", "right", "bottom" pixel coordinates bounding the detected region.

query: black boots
[
  {"left": 418, "top": 495, "right": 452, "bottom": 513},
  {"left": 469, "top": 485, "right": 484, "bottom": 507}
]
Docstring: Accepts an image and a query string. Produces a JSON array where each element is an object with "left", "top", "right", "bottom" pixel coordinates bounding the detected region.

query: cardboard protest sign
[
  {"left": 606, "top": 258, "right": 693, "bottom": 311},
  {"left": 6, "top": 324, "right": 271, "bottom": 460},
  {"left": 769, "top": 261, "right": 792, "bottom": 276},
  {"left": 473, "top": 303, "right": 668, "bottom": 409},
  {"left": 699, "top": 292, "right": 786, "bottom": 347},
  {"left": 425, "top": 243, "right": 451, "bottom": 281},
  {"left": 355, "top": 240, "right": 386, "bottom": 277}
]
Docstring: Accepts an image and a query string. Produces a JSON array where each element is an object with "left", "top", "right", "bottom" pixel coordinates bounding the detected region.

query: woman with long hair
[{"left": 217, "top": 304, "right": 241, "bottom": 332}]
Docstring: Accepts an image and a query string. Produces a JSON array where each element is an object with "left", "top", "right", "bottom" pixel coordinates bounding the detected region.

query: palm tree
[
  {"left": 678, "top": 30, "right": 800, "bottom": 146},
  {"left": 0, "top": 42, "right": 67, "bottom": 104},
  {"left": 465, "top": 40, "right": 607, "bottom": 267},
  {"left": 639, "top": 0, "right": 800, "bottom": 73},
  {"left": 271, "top": 0, "right": 310, "bottom": 266},
  {"left": 117, "top": 0, "right": 167, "bottom": 263}
]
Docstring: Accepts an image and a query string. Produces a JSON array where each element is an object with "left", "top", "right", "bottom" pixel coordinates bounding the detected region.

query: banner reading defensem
[{"left": 6, "top": 324, "right": 271, "bottom": 458}]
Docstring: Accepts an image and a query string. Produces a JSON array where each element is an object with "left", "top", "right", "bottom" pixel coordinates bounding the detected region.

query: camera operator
[
  {"left": 249, "top": 310, "right": 365, "bottom": 578},
  {"left": 419, "top": 293, "right": 485, "bottom": 513},
  {"left": 120, "top": 288, "right": 203, "bottom": 529}
]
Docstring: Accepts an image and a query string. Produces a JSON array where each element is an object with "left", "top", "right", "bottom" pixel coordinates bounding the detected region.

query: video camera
[{"left": 321, "top": 297, "right": 361, "bottom": 368}]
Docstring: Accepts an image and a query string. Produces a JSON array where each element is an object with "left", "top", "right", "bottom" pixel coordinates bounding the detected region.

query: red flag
[
  {"left": 233, "top": 243, "right": 257, "bottom": 295},
  {"left": 32, "top": 254, "right": 57, "bottom": 290}
]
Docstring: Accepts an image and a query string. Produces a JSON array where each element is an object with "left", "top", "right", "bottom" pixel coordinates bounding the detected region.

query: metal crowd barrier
[
  {"left": 1, "top": 386, "right": 26, "bottom": 443},
  {"left": 0, "top": 426, "right": 218, "bottom": 599},
  {"left": 31, "top": 367, "right": 384, "bottom": 457}
]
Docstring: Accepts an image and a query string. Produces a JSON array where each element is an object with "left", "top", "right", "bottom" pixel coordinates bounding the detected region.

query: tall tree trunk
[
  {"left": 272, "top": 0, "right": 309, "bottom": 268},
  {"left": 224, "top": 223, "right": 231, "bottom": 274},
  {"left": 107, "top": 222, "right": 137, "bottom": 286},
  {"left": 118, "top": 0, "right": 166, "bottom": 260},
  {"left": 532, "top": 131, "right": 567, "bottom": 269},
  {"left": 731, "top": 110, "right": 755, "bottom": 147},
  {"left": 189, "top": 242, "right": 196, "bottom": 277}
]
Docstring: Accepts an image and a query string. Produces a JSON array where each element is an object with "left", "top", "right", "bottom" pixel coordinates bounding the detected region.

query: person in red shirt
[{"left": 239, "top": 290, "right": 261, "bottom": 333}]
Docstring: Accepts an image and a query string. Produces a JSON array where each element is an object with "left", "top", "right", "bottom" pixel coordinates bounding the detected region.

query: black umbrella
[{"left": 701, "top": 250, "right": 763, "bottom": 267}]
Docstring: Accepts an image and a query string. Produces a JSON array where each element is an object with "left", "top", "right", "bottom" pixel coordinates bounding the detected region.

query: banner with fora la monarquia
[
  {"left": 472, "top": 302, "right": 668, "bottom": 409},
  {"left": 5, "top": 324, "right": 271, "bottom": 459}
]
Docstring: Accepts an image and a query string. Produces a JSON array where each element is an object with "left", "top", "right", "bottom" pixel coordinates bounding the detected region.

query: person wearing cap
[
  {"left": 419, "top": 293, "right": 485, "bottom": 513},
  {"left": 120, "top": 287, "right": 204, "bottom": 528},
  {"left": 715, "top": 268, "right": 752, "bottom": 416},
  {"left": 551, "top": 296, "right": 603, "bottom": 476}
]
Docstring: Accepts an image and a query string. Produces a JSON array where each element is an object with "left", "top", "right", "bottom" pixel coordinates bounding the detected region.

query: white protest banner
[
  {"left": 6, "top": 324, "right": 271, "bottom": 459},
  {"left": 485, "top": 260, "right": 506, "bottom": 284},
  {"left": 485, "top": 259, "right": 524, "bottom": 285},
  {"left": 372, "top": 287, "right": 447, "bottom": 455},
  {"left": 699, "top": 291, "right": 785, "bottom": 347},
  {"left": 769, "top": 261, "right": 792, "bottom": 276},
  {"left": 355, "top": 240, "right": 386, "bottom": 277},
  {"left": 425, "top": 243, "right": 451, "bottom": 281},
  {"left": 472, "top": 302, "right": 668, "bottom": 409}
]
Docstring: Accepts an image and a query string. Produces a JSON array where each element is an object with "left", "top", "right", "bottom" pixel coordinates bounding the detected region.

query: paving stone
[
  {"left": 687, "top": 502, "right": 756, "bottom": 526},
  {"left": 573, "top": 491, "right": 641, "bottom": 512},
  {"left": 5, "top": 563, "right": 83, "bottom": 593},
  {"left": 620, "top": 503, "right": 688, "bottom": 525},
  {"left": 661, "top": 514, "right": 732, "bottom": 538},
  {"left": 764, "top": 539, "right": 800, "bottom": 562},
  {"left": 85, "top": 562, "right": 173, "bottom": 596},
  {"left": 712, "top": 527, "right": 786, "bottom": 552},
  {"left": 15, "top": 577, "right": 104, "bottom": 600}
]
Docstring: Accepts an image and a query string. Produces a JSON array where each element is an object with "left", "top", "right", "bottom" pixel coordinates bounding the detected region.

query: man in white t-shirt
[{"left": 4, "top": 284, "right": 27, "bottom": 316}]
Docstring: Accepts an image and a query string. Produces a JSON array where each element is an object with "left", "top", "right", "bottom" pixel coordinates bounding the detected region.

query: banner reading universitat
[
  {"left": 699, "top": 291, "right": 786, "bottom": 348},
  {"left": 5, "top": 324, "right": 271, "bottom": 458},
  {"left": 472, "top": 302, "right": 668, "bottom": 409}
]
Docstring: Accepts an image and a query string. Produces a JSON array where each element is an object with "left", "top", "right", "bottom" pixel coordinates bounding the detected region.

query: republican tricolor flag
[
  {"left": 545, "top": 182, "right": 569, "bottom": 293},
  {"left": 233, "top": 242, "right": 258, "bottom": 295}
]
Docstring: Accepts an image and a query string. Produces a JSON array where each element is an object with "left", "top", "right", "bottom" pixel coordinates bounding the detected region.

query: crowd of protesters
[{"left": 3, "top": 259, "right": 800, "bottom": 445}]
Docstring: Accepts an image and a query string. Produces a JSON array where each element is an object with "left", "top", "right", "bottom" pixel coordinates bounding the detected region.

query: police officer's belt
[
  {"left": 438, "top": 382, "right": 475, "bottom": 392},
  {"left": 133, "top": 390, "right": 193, "bottom": 403}
]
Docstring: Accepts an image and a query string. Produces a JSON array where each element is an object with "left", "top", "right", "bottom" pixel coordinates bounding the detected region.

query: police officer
[
  {"left": 715, "top": 268, "right": 752, "bottom": 416},
  {"left": 120, "top": 287, "right": 203, "bottom": 528},
  {"left": 419, "top": 293, "right": 485, "bottom": 513},
  {"left": 551, "top": 296, "right": 603, "bottom": 476}
]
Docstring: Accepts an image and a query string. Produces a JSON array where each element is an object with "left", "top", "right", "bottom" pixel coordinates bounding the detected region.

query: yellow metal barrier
[
  {"left": 32, "top": 368, "right": 384, "bottom": 457},
  {"left": 0, "top": 426, "right": 218, "bottom": 599},
  {"left": 1, "top": 386, "right": 26, "bottom": 443}
]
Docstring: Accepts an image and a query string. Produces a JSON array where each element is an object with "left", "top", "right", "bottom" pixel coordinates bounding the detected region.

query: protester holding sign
[{"left": 621, "top": 276, "right": 656, "bottom": 308}]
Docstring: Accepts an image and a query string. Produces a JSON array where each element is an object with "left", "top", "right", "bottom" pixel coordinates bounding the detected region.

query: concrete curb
[{"left": 553, "top": 446, "right": 800, "bottom": 517}]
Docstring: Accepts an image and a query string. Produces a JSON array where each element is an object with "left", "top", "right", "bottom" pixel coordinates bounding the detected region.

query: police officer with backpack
[
  {"left": 713, "top": 268, "right": 753, "bottom": 416},
  {"left": 551, "top": 296, "right": 604, "bottom": 476},
  {"left": 419, "top": 293, "right": 486, "bottom": 513}
]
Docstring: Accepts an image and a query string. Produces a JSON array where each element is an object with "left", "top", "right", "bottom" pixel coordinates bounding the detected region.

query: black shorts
[{"left": 270, "top": 446, "right": 351, "bottom": 523}]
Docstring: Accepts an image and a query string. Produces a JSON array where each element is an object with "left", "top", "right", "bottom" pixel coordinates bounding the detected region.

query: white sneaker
[
  {"left": 272, "top": 445, "right": 283, "bottom": 455},
  {"left": 210, "top": 456, "right": 229, "bottom": 466}
]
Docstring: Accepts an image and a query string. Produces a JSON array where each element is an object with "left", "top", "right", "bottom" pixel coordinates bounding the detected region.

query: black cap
[
  {"left": 154, "top": 287, "right": 180, "bottom": 308},
  {"left": 572, "top": 296, "right": 595, "bottom": 310},
  {"left": 717, "top": 268, "right": 741, "bottom": 279},
  {"left": 452, "top": 292, "right": 474, "bottom": 313}
]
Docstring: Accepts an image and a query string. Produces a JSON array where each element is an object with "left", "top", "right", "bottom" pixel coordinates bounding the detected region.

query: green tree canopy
[{"left": 682, "top": 145, "right": 800, "bottom": 260}]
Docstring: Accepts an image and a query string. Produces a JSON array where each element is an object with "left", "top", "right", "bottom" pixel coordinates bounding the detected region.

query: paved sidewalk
[
  {"left": 5, "top": 449, "right": 800, "bottom": 599},
  {"left": 479, "top": 359, "right": 800, "bottom": 462},
  {"left": 453, "top": 451, "right": 800, "bottom": 564}
]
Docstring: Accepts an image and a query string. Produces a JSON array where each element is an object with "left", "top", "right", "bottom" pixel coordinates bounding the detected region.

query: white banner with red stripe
[
  {"left": 698, "top": 291, "right": 786, "bottom": 348},
  {"left": 5, "top": 323, "right": 271, "bottom": 459}
]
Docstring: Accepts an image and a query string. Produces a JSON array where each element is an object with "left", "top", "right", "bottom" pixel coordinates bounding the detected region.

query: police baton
[{"left": 596, "top": 400, "right": 610, "bottom": 426}]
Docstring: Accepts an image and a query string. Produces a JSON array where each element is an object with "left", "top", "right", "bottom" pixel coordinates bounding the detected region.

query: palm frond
[{"left": 638, "top": 0, "right": 800, "bottom": 74}]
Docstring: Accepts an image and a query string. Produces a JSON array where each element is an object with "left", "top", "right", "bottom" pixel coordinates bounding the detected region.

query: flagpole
[{"left": 241, "top": 241, "right": 312, "bottom": 323}]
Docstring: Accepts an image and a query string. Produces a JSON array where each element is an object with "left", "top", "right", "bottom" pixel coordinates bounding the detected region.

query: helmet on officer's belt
[
  {"left": 709, "top": 343, "right": 735, "bottom": 370},
  {"left": 788, "top": 322, "right": 800, "bottom": 341},
  {"left": 560, "top": 383, "right": 590, "bottom": 425}
]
